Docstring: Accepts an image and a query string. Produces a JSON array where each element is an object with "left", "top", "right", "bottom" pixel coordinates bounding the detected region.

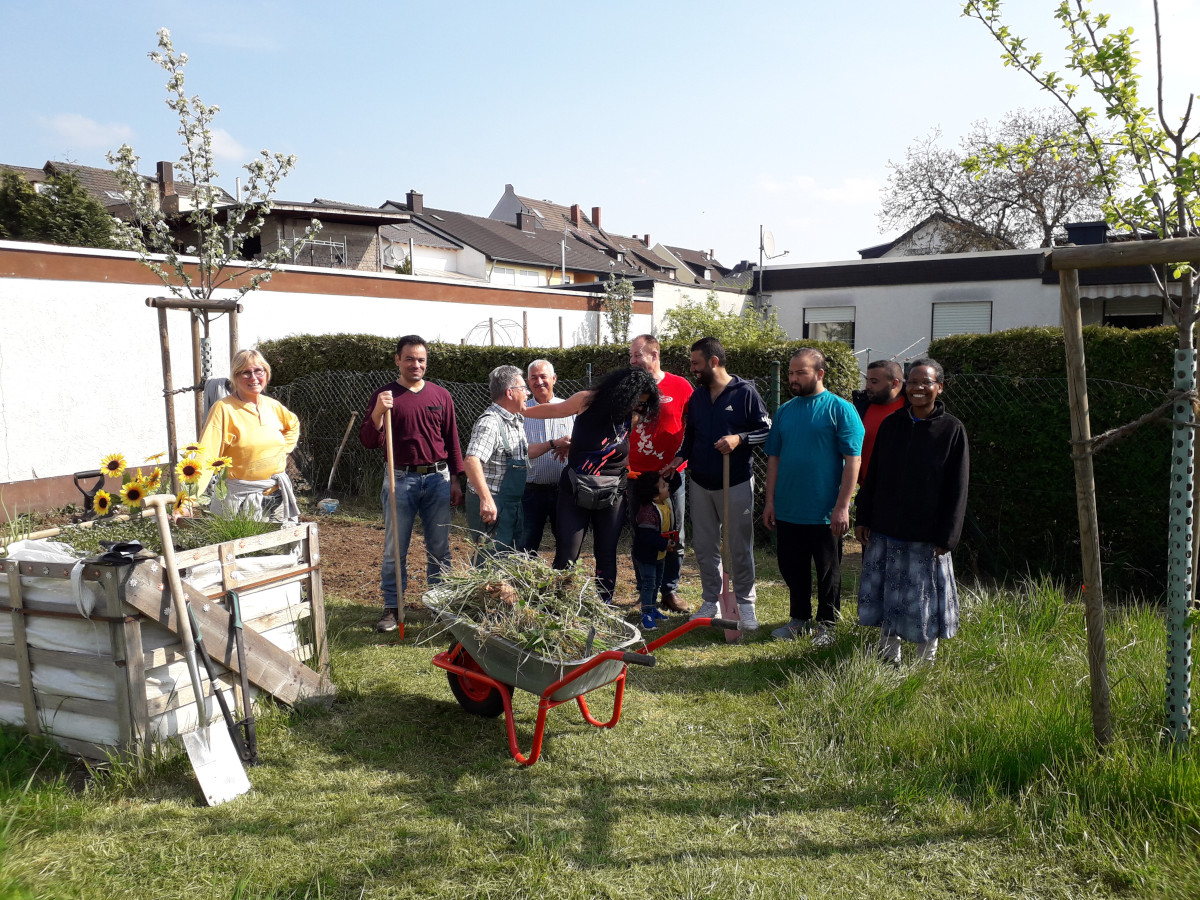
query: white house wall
[
  {"left": 771, "top": 278, "right": 1061, "bottom": 369},
  {"left": 650, "top": 283, "right": 746, "bottom": 333},
  {"left": 0, "top": 241, "right": 649, "bottom": 485}
]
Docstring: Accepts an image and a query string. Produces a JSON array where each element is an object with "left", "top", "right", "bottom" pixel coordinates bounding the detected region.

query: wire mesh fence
[
  {"left": 274, "top": 367, "right": 1174, "bottom": 585},
  {"left": 273, "top": 368, "right": 785, "bottom": 538},
  {"left": 941, "top": 373, "right": 1175, "bottom": 588}
]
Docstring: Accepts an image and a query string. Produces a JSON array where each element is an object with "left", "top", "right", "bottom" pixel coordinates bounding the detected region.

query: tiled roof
[
  {"left": 379, "top": 220, "right": 461, "bottom": 250},
  {"left": 664, "top": 244, "right": 729, "bottom": 277},
  {"left": 509, "top": 195, "right": 684, "bottom": 281},
  {"left": 414, "top": 205, "right": 645, "bottom": 277},
  {"left": 0, "top": 165, "right": 48, "bottom": 185},
  {"left": 32, "top": 161, "right": 238, "bottom": 214}
]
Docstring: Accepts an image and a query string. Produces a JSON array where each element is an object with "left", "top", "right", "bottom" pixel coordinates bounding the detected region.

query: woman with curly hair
[{"left": 524, "top": 366, "right": 660, "bottom": 603}]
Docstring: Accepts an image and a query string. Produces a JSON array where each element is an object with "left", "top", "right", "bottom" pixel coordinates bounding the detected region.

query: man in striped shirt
[{"left": 518, "top": 359, "right": 575, "bottom": 554}]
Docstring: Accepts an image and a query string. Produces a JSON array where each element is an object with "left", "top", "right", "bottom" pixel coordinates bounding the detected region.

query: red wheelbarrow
[{"left": 431, "top": 616, "right": 740, "bottom": 766}]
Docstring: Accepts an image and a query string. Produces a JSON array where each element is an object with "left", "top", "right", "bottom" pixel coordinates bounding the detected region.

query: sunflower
[
  {"left": 145, "top": 467, "right": 163, "bottom": 490},
  {"left": 177, "top": 457, "right": 205, "bottom": 483},
  {"left": 172, "top": 491, "right": 195, "bottom": 515},
  {"left": 101, "top": 452, "right": 126, "bottom": 478},
  {"left": 181, "top": 442, "right": 206, "bottom": 458},
  {"left": 120, "top": 480, "right": 148, "bottom": 509},
  {"left": 93, "top": 490, "right": 113, "bottom": 516},
  {"left": 144, "top": 451, "right": 167, "bottom": 463},
  {"left": 208, "top": 456, "right": 233, "bottom": 475}
]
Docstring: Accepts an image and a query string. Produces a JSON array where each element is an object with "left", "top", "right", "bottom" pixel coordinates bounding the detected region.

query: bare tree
[{"left": 879, "top": 108, "right": 1106, "bottom": 251}]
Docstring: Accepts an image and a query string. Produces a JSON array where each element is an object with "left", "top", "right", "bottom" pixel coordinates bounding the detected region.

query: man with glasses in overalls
[{"left": 463, "top": 365, "right": 542, "bottom": 559}]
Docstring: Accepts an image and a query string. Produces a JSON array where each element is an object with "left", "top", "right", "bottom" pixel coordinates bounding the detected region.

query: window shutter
[
  {"left": 932, "top": 301, "right": 991, "bottom": 339},
  {"left": 804, "top": 306, "right": 855, "bottom": 325}
]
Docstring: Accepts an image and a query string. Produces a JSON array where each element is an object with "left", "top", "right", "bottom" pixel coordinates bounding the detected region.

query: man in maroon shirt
[
  {"left": 853, "top": 360, "right": 906, "bottom": 485},
  {"left": 628, "top": 334, "right": 692, "bottom": 613},
  {"left": 360, "top": 335, "right": 464, "bottom": 632}
]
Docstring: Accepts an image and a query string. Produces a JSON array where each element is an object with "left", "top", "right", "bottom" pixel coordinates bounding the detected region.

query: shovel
[
  {"left": 384, "top": 412, "right": 406, "bottom": 639},
  {"left": 318, "top": 411, "right": 359, "bottom": 515},
  {"left": 146, "top": 495, "right": 251, "bottom": 805},
  {"left": 719, "top": 454, "right": 741, "bottom": 643}
]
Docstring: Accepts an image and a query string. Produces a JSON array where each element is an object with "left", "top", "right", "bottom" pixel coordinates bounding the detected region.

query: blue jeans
[
  {"left": 626, "top": 470, "right": 686, "bottom": 596},
  {"left": 380, "top": 469, "right": 452, "bottom": 608},
  {"left": 633, "top": 556, "right": 665, "bottom": 612}
]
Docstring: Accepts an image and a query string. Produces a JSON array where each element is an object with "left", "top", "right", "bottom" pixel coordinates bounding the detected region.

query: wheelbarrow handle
[{"left": 621, "top": 651, "right": 656, "bottom": 667}]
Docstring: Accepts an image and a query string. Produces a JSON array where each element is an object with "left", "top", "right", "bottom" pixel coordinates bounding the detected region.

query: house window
[
  {"left": 516, "top": 269, "right": 543, "bottom": 287},
  {"left": 803, "top": 306, "right": 855, "bottom": 348},
  {"left": 931, "top": 301, "right": 992, "bottom": 339},
  {"left": 491, "top": 266, "right": 516, "bottom": 285}
]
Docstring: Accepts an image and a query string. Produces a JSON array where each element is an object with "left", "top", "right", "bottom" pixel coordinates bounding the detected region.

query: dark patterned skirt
[{"left": 857, "top": 533, "right": 959, "bottom": 643}]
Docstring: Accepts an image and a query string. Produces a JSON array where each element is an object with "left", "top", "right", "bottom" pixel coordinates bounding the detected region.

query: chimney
[
  {"left": 517, "top": 211, "right": 537, "bottom": 232},
  {"left": 642, "top": 234, "right": 650, "bottom": 247},
  {"left": 406, "top": 190, "right": 424, "bottom": 214},
  {"left": 709, "top": 249, "right": 714, "bottom": 259},
  {"left": 592, "top": 206, "right": 602, "bottom": 230},
  {"left": 1063, "top": 220, "right": 1108, "bottom": 245},
  {"left": 570, "top": 204, "right": 581, "bottom": 227},
  {"left": 156, "top": 161, "right": 179, "bottom": 215}
]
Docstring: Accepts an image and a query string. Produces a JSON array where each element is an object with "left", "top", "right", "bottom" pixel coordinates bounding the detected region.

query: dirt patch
[{"left": 308, "top": 510, "right": 862, "bottom": 611}]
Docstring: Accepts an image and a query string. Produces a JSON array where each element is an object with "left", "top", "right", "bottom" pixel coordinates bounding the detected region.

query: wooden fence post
[{"left": 1060, "top": 266, "right": 1112, "bottom": 746}]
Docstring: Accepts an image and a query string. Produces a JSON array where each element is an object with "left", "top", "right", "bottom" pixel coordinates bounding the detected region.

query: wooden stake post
[
  {"left": 147, "top": 296, "right": 243, "bottom": 493},
  {"left": 1059, "top": 268, "right": 1112, "bottom": 746},
  {"left": 1045, "top": 236, "right": 1200, "bottom": 746}
]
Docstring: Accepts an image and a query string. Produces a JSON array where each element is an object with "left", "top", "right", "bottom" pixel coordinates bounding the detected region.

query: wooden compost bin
[{"left": 0, "top": 522, "right": 334, "bottom": 760}]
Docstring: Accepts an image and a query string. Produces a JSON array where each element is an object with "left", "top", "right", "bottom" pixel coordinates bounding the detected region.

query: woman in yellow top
[{"left": 197, "top": 349, "right": 301, "bottom": 523}]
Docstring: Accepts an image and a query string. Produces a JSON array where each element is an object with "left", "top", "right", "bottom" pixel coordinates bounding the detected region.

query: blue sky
[{"left": 2, "top": 1, "right": 1195, "bottom": 266}]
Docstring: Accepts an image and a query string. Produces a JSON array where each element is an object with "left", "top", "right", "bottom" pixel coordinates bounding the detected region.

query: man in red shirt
[
  {"left": 628, "top": 334, "right": 692, "bottom": 613},
  {"left": 360, "top": 335, "right": 464, "bottom": 632},
  {"left": 853, "top": 360, "right": 906, "bottom": 485}
]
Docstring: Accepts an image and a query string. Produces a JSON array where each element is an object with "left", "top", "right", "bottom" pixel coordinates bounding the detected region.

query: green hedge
[
  {"left": 258, "top": 333, "right": 860, "bottom": 399},
  {"left": 930, "top": 325, "right": 1178, "bottom": 595}
]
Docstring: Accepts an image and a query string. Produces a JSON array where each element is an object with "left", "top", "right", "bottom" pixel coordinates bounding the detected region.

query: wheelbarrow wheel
[{"left": 446, "top": 642, "right": 507, "bottom": 718}]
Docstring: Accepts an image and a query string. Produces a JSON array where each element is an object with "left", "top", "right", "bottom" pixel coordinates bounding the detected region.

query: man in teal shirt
[{"left": 763, "top": 348, "right": 864, "bottom": 647}]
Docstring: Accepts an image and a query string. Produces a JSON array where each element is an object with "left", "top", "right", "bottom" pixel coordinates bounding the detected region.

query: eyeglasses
[
  {"left": 238, "top": 368, "right": 267, "bottom": 379},
  {"left": 905, "top": 379, "right": 940, "bottom": 389}
]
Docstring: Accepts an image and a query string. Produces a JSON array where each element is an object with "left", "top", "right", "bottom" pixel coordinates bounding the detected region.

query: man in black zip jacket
[{"left": 667, "top": 337, "right": 771, "bottom": 632}]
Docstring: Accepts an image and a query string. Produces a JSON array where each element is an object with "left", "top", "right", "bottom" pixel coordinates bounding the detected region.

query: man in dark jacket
[{"left": 668, "top": 337, "right": 771, "bottom": 632}]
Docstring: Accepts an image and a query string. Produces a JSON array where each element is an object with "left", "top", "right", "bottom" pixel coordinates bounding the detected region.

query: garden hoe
[
  {"left": 147, "top": 495, "right": 251, "bottom": 805},
  {"left": 384, "top": 413, "right": 406, "bottom": 639},
  {"left": 720, "top": 454, "right": 741, "bottom": 642}
]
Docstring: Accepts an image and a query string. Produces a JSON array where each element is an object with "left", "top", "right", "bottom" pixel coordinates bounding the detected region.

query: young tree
[
  {"left": 106, "top": 28, "right": 319, "bottom": 303},
  {"left": 879, "top": 108, "right": 1106, "bottom": 251},
  {"left": 659, "top": 291, "right": 788, "bottom": 345},
  {"left": 601, "top": 275, "right": 634, "bottom": 344},
  {"left": 964, "top": 0, "right": 1200, "bottom": 744},
  {"left": 0, "top": 167, "right": 117, "bottom": 249}
]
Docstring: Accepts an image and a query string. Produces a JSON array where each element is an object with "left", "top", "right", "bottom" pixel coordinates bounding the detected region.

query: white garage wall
[{"left": 0, "top": 241, "right": 649, "bottom": 483}]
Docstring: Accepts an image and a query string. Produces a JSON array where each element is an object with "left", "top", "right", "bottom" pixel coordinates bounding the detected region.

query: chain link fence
[
  {"left": 941, "top": 373, "right": 1174, "bottom": 588},
  {"left": 274, "top": 368, "right": 786, "bottom": 536},
  {"left": 275, "top": 367, "right": 1173, "bottom": 584}
]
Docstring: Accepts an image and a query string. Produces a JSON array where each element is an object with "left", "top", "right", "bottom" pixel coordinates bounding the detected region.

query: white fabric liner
[{"left": 0, "top": 539, "right": 304, "bottom": 751}]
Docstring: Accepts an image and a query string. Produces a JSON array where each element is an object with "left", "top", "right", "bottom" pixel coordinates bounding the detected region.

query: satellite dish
[{"left": 763, "top": 230, "right": 776, "bottom": 258}]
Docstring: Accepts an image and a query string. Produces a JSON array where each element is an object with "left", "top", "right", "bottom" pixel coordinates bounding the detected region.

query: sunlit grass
[{"left": 0, "top": 574, "right": 1197, "bottom": 898}]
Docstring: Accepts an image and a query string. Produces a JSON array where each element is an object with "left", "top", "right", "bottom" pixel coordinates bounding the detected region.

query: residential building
[{"left": 760, "top": 221, "right": 1171, "bottom": 370}]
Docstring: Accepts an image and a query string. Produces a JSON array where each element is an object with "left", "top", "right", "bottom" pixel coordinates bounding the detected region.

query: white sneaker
[
  {"left": 690, "top": 601, "right": 720, "bottom": 621},
  {"left": 813, "top": 623, "right": 835, "bottom": 648},
  {"left": 738, "top": 603, "right": 759, "bottom": 632},
  {"left": 771, "top": 618, "right": 811, "bottom": 641}
]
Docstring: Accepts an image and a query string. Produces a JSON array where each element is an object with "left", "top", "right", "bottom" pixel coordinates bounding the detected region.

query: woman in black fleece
[{"left": 854, "top": 358, "right": 969, "bottom": 665}]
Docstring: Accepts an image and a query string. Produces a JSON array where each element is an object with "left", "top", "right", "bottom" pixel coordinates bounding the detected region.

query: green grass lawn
[{"left": 1, "top": 561, "right": 1198, "bottom": 899}]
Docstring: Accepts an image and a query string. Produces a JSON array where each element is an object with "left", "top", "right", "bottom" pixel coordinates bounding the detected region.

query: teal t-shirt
[{"left": 765, "top": 390, "right": 864, "bottom": 525}]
